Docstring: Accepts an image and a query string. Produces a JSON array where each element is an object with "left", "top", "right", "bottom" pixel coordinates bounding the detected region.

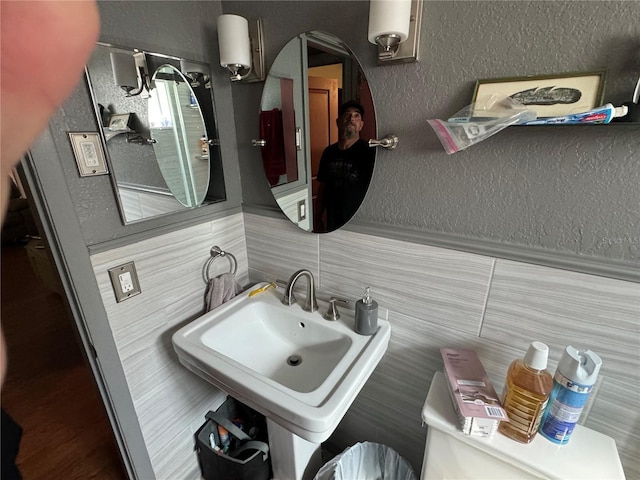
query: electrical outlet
[
  {"left": 108, "top": 261, "right": 141, "bottom": 302},
  {"left": 297, "top": 200, "right": 306, "bottom": 222}
]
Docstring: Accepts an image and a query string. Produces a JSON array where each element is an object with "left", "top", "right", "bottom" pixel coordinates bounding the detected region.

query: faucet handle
[{"left": 323, "top": 297, "right": 348, "bottom": 321}]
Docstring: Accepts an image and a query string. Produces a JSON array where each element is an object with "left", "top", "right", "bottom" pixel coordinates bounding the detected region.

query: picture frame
[
  {"left": 68, "top": 132, "right": 109, "bottom": 177},
  {"left": 471, "top": 70, "right": 606, "bottom": 118},
  {"left": 108, "top": 113, "right": 131, "bottom": 130}
]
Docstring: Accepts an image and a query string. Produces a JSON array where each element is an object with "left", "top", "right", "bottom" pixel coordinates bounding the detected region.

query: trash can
[
  {"left": 194, "top": 396, "right": 271, "bottom": 480},
  {"left": 314, "top": 442, "right": 416, "bottom": 480}
]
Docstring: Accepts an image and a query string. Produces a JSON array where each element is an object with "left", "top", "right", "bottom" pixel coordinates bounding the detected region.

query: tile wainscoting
[
  {"left": 87, "top": 211, "right": 638, "bottom": 479},
  {"left": 90, "top": 214, "right": 248, "bottom": 479},
  {"left": 244, "top": 213, "right": 639, "bottom": 479}
]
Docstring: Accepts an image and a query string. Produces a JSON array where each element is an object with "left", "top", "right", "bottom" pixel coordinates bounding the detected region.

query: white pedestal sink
[{"left": 172, "top": 282, "right": 391, "bottom": 480}]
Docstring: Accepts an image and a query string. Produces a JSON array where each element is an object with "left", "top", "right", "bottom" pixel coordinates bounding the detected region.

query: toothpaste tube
[{"left": 522, "top": 103, "right": 628, "bottom": 125}]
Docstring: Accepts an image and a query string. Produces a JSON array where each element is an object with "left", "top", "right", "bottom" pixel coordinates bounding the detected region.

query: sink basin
[
  {"left": 172, "top": 282, "right": 391, "bottom": 443},
  {"left": 200, "top": 301, "right": 352, "bottom": 393}
]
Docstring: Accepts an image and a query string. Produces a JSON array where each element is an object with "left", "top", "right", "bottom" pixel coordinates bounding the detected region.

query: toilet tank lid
[{"left": 422, "top": 372, "right": 625, "bottom": 480}]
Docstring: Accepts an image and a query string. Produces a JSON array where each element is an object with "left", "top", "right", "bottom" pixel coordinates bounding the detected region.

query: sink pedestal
[{"left": 267, "top": 418, "right": 323, "bottom": 480}]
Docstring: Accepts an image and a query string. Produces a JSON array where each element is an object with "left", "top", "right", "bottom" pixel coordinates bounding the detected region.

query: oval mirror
[
  {"left": 149, "top": 64, "right": 210, "bottom": 207},
  {"left": 259, "top": 31, "right": 376, "bottom": 233}
]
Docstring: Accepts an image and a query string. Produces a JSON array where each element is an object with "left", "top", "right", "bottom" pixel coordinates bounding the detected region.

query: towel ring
[{"left": 204, "top": 246, "right": 237, "bottom": 283}]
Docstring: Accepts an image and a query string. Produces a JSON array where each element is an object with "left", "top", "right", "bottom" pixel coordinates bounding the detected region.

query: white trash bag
[{"left": 315, "top": 442, "right": 416, "bottom": 480}]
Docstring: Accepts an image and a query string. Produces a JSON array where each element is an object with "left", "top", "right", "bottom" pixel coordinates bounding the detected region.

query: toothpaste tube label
[
  {"left": 523, "top": 104, "right": 614, "bottom": 125},
  {"left": 582, "top": 113, "right": 608, "bottom": 122}
]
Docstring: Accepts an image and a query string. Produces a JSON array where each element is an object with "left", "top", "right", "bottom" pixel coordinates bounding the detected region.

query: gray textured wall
[
  {"left": 86, "top": 44, "right": 168, "bottom": 191},
  {"left": 43, "top": 0, "right": 242, "bottom": 246},
  {"left": 229, "top": 0, "right": 639, "bottom": 264}
]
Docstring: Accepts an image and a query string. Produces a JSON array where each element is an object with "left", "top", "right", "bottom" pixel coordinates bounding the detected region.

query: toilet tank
[{"left": 421, "top": 372, "right": 625, "bottom": 480}]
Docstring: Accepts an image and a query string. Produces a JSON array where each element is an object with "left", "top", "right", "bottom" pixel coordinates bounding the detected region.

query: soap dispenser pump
[{"left": 355, "top": 287, "right": 378, "bottom": 335}]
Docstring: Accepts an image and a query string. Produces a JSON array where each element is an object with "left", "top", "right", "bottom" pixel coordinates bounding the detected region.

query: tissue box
[{"left": 440, "top": 348, "right": 508, "bottom": 437}]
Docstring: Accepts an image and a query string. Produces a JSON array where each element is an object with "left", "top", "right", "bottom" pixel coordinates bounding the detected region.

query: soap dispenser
[{"left": 355, "top": 287, "right": 378, "bottom": 335}]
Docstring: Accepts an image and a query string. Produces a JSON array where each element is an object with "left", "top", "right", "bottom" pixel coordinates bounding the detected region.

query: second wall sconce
[
  {"left": 217, "top": 14, "right": 265, "bottom": 83},
  {"left": 368, "top": 0, "right": 423, "bottom": 64},
  {"left": 180, "top": 60, "right": 211, "bottom": 88},
  {"left": 110, "top": 51, "right": 151, "bottom": 96}
]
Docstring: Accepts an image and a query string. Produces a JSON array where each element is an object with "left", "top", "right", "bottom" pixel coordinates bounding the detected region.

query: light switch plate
[{"left": 108, "top": 261, "right": 141, "bottom": 302}]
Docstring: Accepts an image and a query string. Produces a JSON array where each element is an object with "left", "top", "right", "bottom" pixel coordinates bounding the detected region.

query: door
[
  {"left": 308, "top": 76, "right": 338, "bottom": 231},
  {"left": 19, "top": 151, "right": 153, "bottom": 479}
]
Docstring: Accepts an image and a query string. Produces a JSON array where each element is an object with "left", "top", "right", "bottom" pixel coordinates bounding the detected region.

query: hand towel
[
  {"left": 205, "top": 272, "right": 241, "bottom": 312},
  {"left": 259, "top": 108, "right": 286, "bottom": 186}
]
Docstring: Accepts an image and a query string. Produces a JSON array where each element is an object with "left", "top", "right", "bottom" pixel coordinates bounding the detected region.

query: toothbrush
[{"left": 248, "top": 282, "right": 276, "bottom": 297}]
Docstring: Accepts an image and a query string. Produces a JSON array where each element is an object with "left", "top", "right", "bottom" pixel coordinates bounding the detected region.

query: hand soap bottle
[
  {"left": 498, "top": 341, "right": 553, "bottom": 444},
  {"left": 355, "top": 287, "right": 378, "bottom": 335}
]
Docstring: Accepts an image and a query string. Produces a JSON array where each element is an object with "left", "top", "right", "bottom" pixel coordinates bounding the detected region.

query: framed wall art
[
  {"left": 472, "top": 71, "right": 606, "bottom": 118},
  {"left": 108, "top": 113, "right": 131, "bottom": 130}
]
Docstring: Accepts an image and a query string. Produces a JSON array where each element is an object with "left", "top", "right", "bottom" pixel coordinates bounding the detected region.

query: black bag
[{"left": 195, "top": 397, "right": 271, "bottom": 480}]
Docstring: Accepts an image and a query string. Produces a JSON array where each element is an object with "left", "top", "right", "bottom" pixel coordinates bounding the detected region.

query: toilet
[{"left": 420, "top": 371, "right": 626, "bottom": 479}]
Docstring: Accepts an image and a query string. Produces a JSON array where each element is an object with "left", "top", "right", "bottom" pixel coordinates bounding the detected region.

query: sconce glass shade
[
  {"left": 368, "top": 0, "right": 412, "bottom": 49},
  {"left": 217, "top": 14, "right": 252, "bottom": 69},
  {"left": 110, "top": 52, "right": 138, "bottom": 88}
]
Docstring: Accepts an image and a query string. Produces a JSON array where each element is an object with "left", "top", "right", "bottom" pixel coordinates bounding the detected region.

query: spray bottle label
[{"left": 539, "top": 372, "right": 594, "bottom": 444}]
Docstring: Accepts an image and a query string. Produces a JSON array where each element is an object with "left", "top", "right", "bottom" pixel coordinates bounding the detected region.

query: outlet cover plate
[{"left": 108, "top": 261, "right": 141, "bottom": 302}]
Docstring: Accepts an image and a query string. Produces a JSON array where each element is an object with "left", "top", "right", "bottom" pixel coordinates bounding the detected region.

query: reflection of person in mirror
[{"left": 316, "top": 101, "right": 375, "bottom": 232}]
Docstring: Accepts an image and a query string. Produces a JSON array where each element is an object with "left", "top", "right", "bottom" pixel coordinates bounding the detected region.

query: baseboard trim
[{"left": 88, "top": 206, "right": 243, "bottom": 255}]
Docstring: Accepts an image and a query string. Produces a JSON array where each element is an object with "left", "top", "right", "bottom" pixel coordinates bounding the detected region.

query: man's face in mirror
[{"left": 338, "top": 108, "right": 364, "bottom": 140}]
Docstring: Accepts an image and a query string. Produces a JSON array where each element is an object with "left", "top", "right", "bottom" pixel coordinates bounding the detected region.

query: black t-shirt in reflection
[{"left": 317, "top": 139, "right": 374, "bottom": 231}]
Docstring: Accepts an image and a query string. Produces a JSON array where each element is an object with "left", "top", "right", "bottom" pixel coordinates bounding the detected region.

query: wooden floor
[{"left": 1, "top": 244, "right": 127, "bottom": 479}]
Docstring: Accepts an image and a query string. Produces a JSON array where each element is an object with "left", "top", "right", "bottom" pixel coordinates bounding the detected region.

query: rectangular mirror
[{"left": 85, "top": 43, "right": 226, "bottom": 224}]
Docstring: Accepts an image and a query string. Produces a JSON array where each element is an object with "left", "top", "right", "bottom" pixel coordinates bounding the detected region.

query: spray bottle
[{"left": 539, "top": 346, "right": 602, "bottom": 445}]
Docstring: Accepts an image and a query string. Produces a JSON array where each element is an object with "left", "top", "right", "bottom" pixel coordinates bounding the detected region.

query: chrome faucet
[{"left": 282, "top": 269, "right": 318, "bottom": 312}]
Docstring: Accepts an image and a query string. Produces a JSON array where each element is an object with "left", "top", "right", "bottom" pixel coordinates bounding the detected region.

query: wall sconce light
[
  {"left": 368, "top": 0, "right": 423, "bottom": 64},
  {"left": 180, "top": 60, "right": 211, "bottom": 88},
  {"left": 110, "top": 51, "right": 150, "bottom": 96},
  {"left": 217, "top": 14, "right": 265, "bottom": 83}
]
